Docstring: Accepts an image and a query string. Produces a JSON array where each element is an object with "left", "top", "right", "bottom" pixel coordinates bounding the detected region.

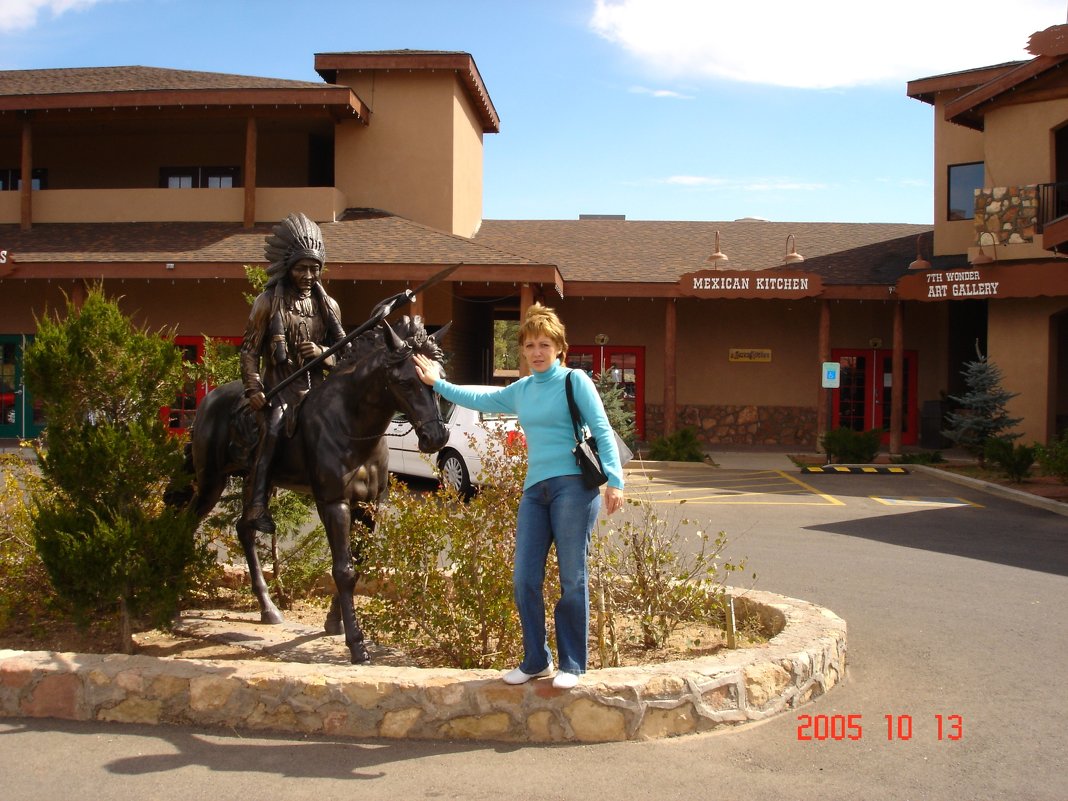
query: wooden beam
[
  {"left": 664, "top": 299, "right": 677, "bottom": 437},
  {"left": 816, "top": 300, "right": 831, "bottom": 450},
  {"left": 243, "top": 116, "right": 257, "bottom": 228},
  {"left": 519, "top": 283, "right": 534, "bottom": 377},
  {"left": 20, "top": 119, "right": 31, "bottom": 231},
  {"left": 889, "top": 301, "right": 904, "bottom": 455}
]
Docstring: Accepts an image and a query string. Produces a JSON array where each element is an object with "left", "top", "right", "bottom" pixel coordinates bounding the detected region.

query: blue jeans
[{"left": 514, "top": 475, "right": 601, "bottom": 675}]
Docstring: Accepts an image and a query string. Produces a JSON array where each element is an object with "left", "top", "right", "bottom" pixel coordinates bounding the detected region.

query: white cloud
[
  {"left": 590, "top": 0, "right": 1067, "bottom": 89},
  {"left": 629, "top": 85, "right": 695, "bottom": 99},
  {"left": 663, "top": 175, "right": 828, "bottom": 192},
  {"left": 0, "top": 0, "right": 106, "bottom": 32}
]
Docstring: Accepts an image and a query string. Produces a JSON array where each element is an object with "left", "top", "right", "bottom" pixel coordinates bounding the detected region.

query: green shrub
[
  {"left": 590, "top": 500, "right": 751, "bottom": 662},
  {"left": 820, "top": 427, "right": 882, "bottom": 464},
  {"left": 357, "top": 426, "right": 527, "bottom": 669},
  {"left": 943, "top": 353, "right": 1021, "bottom": 462},
  {"left": 983, "top": 438, "right": 1036, "bottom": 483},
  {"left": 23, "top": 287, "right": 210, "bottom": 651},
  {"left": 891, "top": 451, "right": 945, "bottom": 465},
  {"left": 0, "top": 453, "right": 56, "bottom": 630},
  {"left": 595, "top": 370, "right": 636, "bottom": 448},
  {"left": 1035, "top": 430, "right": 1068, "bottom": 483},
  {"left": 648, "top": 426, "right": 705, "bottom": 461}
]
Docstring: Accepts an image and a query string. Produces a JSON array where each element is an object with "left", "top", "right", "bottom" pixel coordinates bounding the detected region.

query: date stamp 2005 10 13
[{"left": 797, "top": 713, "right": 964, "bottom": 742}]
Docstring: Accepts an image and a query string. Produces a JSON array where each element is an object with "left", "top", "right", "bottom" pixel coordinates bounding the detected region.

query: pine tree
[
  {"left": 23, "top": 286, "right": 205, "bottom": 652},
  {"left": 595, "top": 370, "right": 636, "bottom": 446},
  {"left": 943, "top": 347, "right": 1021, "bottom": 462}
]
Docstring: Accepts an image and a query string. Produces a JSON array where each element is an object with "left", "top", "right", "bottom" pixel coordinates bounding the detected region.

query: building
[{"left": 1, "top": 38, "right": 1066, "bottom": 450}]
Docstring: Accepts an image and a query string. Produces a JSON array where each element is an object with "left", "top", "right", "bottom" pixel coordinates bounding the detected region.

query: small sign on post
[{"left": 821, "top": 361, "right": 841, "bottom": 389}]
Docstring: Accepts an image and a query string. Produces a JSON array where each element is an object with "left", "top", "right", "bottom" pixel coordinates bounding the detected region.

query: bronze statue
[
  {"left": 174, "top": 215, "right": 453, "bottom": 664},
  {"left": 240, "top": 213, "right": 347, "bottom": 534}
]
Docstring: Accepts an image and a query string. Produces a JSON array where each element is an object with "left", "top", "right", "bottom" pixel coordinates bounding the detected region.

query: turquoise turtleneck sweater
[{"left": 432, "top": 360, "right": 624, "bottom": 490}]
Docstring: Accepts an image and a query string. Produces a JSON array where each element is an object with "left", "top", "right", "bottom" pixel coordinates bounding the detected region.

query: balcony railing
[{"left": 1036, "top": 182, "right": 1068, "bottom": 232}]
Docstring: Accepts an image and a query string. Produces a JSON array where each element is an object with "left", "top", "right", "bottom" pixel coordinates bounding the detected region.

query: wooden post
[
  {"left": 817, "top": 300, "right": 831, "bottom": 450},
  {"left": 519, "top": 283, "right": 534, "bottom": 377},
  {"left": 664, "top": 299, "right": 677, "bottom": 437},
  {"left": 890, "top": 300, "right": 904, "bottom": 455},
  {"left": 243, "top": 117, "right": 257, "bottom": 228},
  {"left": 20, "top": 119, "right": 32, "bottom": 231}
]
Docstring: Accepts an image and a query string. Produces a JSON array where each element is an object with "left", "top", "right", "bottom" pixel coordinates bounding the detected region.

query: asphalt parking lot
[{"left": 3, "top": 453, "right": 1067, "bottom": 801}]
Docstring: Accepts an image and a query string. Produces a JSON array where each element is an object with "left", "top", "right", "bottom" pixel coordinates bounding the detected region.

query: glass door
[
  {"left": 831, "top": 348, "right": 918, "bottom": 445},
  {"left": 566, "top": 345, "right": 644, "bottom": 439},
  {"left": 0, "top": 335, "right": 44, "bottom": 440}
]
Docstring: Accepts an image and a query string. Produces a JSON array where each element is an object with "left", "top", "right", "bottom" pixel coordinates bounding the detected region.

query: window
[
  {"left": 948, "top": 162, "right": 984, "bottom": 221},
  {"left": 160, "top": 166, "right": 239, "bottom": 189},
  {"left": 0, "top": 168, "right": 47, "bottom": 191}
]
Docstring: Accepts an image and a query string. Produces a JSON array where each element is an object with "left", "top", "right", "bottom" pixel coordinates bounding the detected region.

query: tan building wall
[
  {"left": 988, "top": 297, "right": 1068, "bottom": 442},
  {"left": 983, "top": 101, "right": 1064, "bottom": 189},
  {"left": 333, "top": 70, "right": 483, "bottom": 236},
  {"left": 931, "top": 92, "right": 985, "bottom": 257}
]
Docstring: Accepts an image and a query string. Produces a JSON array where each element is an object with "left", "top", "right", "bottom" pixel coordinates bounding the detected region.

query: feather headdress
[{"left": 263, "top": 212, "right": 327, "bottom": 288}]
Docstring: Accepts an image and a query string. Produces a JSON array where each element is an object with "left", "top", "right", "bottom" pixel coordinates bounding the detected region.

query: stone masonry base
[{"left": 0, "top": 588, "right": 846, "bottom": 743}]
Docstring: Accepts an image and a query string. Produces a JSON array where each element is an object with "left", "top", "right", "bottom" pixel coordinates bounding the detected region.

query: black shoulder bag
[{"left": 565, "top": 370, "right": 634, "bottom": 490}]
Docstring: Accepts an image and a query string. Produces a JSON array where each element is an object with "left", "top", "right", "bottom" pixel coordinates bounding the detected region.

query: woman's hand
[
  {"left": 604, "top": 486, "right": 624, "bottom": 515},
  {"left": 413, "top": 353, "right": 442, "bottom": 387}
]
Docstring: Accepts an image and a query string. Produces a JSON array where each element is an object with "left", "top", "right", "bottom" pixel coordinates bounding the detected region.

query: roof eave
[
  {"left": 313, "top": 51, "right": 500, "bottom": 133},
  {"left": 0, "top": 86, "right": 369, "bottom": 122}
]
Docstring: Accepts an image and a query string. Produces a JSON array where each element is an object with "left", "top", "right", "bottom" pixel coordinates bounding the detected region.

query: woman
[{"left": 414, "top": 303, "right": 624, "bottom": 689}]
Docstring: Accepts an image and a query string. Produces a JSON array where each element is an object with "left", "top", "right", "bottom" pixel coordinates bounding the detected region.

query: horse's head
[{"left": 382, "top": 316, "right": 451, "bottom": 454}]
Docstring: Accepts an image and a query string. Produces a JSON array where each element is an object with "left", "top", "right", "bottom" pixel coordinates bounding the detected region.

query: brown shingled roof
[
  {"left": 0, "top": 66, "right": 329, "bottom": 96},
  {"left": 474, "top": 219, "right": 932, "bottom": 285},
  {"left": 0, "top": 65, "right": 366, "bottom": 120},
  {"left": 0, "top": 215, "right": 542, "bottom": 267}
]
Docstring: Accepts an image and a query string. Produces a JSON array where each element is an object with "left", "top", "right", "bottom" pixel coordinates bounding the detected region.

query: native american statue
[{"left": 239, "top": 212, "right": 347, "bottom": 534}]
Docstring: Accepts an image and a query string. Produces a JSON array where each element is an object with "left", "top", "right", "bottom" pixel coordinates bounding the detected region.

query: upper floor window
[
  {"left": 948, "top": 162, "right": 984, "bottom": 221},
  {"left": 160, "top": 166, "right": 240, "bottom": 189},
  {"left": 0, "top": 168, "right": 47, "bottom": 191}
]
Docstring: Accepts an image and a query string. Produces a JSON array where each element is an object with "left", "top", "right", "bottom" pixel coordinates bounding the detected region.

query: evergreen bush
[
  {"left": 23, "top": 287, "right": 210, "bottom": 651},
  {"left": 943, "top": 351, "right": 1021, "bottom": 463}
]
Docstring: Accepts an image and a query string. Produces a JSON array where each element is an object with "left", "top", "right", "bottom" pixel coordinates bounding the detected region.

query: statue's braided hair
[{"left": 263, "top": 212, "right": 327, "bottom": 289}]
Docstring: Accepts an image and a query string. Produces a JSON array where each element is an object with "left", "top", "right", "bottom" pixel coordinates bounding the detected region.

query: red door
[
  {"left": 830, "top": 348, "right": 918, "bottom": 445},
  {"left": 162, "top": 335, "right": 242, "bottom": 434},
  {"left": 566, "top": 345, "right": 645, "bottom": 439}
]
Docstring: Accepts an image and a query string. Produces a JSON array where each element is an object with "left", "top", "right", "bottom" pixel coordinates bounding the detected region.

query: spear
[{"left": 264, "top": 263, "right": 460, "bottom": 401}]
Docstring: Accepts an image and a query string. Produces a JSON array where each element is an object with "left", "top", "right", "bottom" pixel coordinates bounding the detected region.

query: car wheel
[{"left": 438, "top": 449, "right": 472, "bottom": 497}]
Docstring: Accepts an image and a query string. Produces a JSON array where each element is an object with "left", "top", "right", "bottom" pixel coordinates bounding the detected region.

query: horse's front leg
[
  {"left": 236, "top": 518, "right": 284, "bottom": 624},
  {"left": 319, "top": 499, "right": 369, "bottom": 664}
]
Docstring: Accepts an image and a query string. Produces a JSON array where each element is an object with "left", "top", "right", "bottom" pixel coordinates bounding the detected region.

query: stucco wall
[
  {"left": 988, "top": 297, "right": 1068, "bottom": 443},
  {"left": 334, "top": 70, "right": 478, "bottom": 235},
  {"left": 931, "top": 93, "right": 985, "bottom": 257}
]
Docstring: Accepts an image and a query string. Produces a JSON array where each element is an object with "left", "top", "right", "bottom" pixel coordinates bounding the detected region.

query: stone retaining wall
[
  {"left": 0, "top": 588, "right": 846, "bottom": 743},
  {"left": 646, "top": 404, "right": 817, "bottom": 448}
]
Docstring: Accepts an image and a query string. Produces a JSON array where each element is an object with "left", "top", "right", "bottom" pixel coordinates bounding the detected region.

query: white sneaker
[
  {"left": 502, "top": 663, "right": 554, "bottom": 685},
  {"left": 552, "top": 671, "right": 580, "bottom": 690}
]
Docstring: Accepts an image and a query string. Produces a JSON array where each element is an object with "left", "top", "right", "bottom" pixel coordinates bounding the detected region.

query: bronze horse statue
[{"left": 179, "top": 314, "right": 450, "bottom": 663}]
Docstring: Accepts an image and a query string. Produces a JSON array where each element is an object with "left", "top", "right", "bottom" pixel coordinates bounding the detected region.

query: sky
[{"left": 0, "top": 0, "right": 1065, "bottom": 225}]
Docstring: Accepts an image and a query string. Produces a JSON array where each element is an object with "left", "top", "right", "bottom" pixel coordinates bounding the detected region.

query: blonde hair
[{"left": 519, "top": 302, "right": 568, "bottom": 364}]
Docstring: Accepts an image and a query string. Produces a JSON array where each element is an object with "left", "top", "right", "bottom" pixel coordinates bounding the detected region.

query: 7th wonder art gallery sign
[{"left": 895, "top": 262, "right": 1068, "bottom": 301}]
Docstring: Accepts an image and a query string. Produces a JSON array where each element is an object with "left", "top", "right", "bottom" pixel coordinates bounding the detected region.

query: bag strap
[{"left": 564, "top": 370, "right": 585, "bottom": 445}]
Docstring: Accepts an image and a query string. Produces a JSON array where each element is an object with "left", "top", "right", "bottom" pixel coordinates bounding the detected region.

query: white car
[{"left": 386, "top": 386, "right": 521, "bottom": 495}]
